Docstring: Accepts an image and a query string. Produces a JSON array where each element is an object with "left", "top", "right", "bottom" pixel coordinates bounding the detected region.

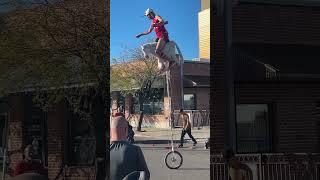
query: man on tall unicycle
[{"left": 136, "top": 8, "right": 175, "bottom": 73}]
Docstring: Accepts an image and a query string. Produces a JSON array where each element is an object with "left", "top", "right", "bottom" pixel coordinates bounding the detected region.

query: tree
[
  {"left": 110, "top": 47, "right": 161, "bottom": 132},
  {"left": 0, "top": 0, "right": 109, "bottom": 179}
]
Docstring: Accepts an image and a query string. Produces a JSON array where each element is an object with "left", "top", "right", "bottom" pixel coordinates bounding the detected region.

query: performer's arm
[{"left": 136, "top": 23, "right": 154, "bottom": 38}]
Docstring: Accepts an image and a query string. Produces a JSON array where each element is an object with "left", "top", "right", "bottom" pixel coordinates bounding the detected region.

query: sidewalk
[{"left": 134, "top": 126, "right": 210, "bottom": 146}]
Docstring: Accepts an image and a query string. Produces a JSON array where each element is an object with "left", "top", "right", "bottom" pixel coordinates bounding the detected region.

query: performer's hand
[{"left": 164, "top": 21, "right": 168, "bottom": 24}]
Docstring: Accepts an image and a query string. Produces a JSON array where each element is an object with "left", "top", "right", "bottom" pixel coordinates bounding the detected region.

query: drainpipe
[
  {"left": 2, "top": 113, "right": 8, "bottom": 180},
  {"left": 0, "top": 100, "right": 11, "bottom": 180},
  {"left": 224, "top": 0, "right": 236, "bottom": 152},
  {"left": 180, "top": 55, "right": 184, "bottom": 110}
]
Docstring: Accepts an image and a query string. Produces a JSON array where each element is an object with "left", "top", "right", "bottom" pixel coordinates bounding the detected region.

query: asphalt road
[{"left": 135, "top": 136, "right": 210, "bottom": 180}]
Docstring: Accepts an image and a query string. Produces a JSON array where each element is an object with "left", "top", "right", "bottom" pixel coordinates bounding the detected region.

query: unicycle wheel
[{"left": 164, "top": 150, "right": 183, "bottom": 169}]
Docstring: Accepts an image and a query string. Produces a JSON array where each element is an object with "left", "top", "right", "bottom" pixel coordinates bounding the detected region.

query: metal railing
[
  {"left": 211, "top": 153, "right": 320, "bottom": 180},
  {"left": 0, "top": 148, "right": 12, "bottom": 180}
]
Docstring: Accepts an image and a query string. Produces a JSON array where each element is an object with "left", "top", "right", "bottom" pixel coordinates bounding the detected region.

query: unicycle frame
[
  {"left": 166, "top": 70, "right": 174, "bottom": 152},
  {"left": 164, "top": 70, "right": 183, "bottom": 169}
]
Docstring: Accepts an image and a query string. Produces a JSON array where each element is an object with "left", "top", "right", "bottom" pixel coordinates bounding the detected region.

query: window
[
  {"left": 0, "top": 113, "right": 5, "bottom": 175},
  {"left": 236, "top": 104, "right": 272, "bottom": 153},
  {"left": 0, "top": 114, "right": 7, "bottom": 149},
  {"left": 118, "top": 94, "right": 125, "bottom": 113},
  {"left": 184, "top": 94, "right": 196, "bottom": 110},
  {"left": 132, "top": 97, "right": 140, "bottom": 114},
  {"left": 68, "top": 113, "right": 95, "bottom": 166},
  {"left": 24, "top": 99, "right": 48, "bottom": 166},
  {"left": 133, "top": 89, "right": 164, "bottom": 115}
]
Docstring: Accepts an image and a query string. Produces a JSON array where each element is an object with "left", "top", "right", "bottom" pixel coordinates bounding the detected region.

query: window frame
[
  {"left": 66, "top": 112, "right": 96, "bottom": 167},
  {"left": 184, "top": 94, "right": 197, "bottom": 110},
  {"left": 23, "top": 98, "right": 48, "bottom": 166},
  {"left": 235, "top": 103, "right": 274, "bottom": 153},
  {"left": 133, "top": 88, "right": 164, "bottom": 115}
]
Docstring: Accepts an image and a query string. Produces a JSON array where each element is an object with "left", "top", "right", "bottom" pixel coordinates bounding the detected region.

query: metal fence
[
  {"left": 0, "top": 148, "right": 10, "bottom": 180},
  {"left": 172, "top": 110, "right": 210, "bottom": 128},
  {"left": 211, "top": 153, "right": 320, "bottom": 180}
]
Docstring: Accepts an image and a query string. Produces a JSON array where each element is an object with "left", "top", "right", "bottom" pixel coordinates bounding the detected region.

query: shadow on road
[
  {"left": 134, "top": 138, "right": 208, "bottom": 145},
  {"left": 177, "top": 168, "right": 210, "bottom": 171},
  {"left": 134, "top": 139, "right": 180, "bottom": 144}
]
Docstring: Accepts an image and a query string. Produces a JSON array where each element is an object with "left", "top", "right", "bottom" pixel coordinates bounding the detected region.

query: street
[{"left": 134, "top": 128, "right": 210, "bottom": 180}]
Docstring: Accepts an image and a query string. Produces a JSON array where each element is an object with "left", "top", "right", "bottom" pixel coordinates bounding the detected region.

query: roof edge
[{"left": 239, "top": 0, "right": 320, "bottom": 7}]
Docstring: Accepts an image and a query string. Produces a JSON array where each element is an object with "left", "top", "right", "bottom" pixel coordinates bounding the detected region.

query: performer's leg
[{"left": 155, "top": 38, "right": 167, "bottom": 59}]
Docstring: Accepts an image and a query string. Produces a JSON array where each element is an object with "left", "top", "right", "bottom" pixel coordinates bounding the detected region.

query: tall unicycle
[{"left": 164, "top": 70, "right": 183, "bottom": 169}]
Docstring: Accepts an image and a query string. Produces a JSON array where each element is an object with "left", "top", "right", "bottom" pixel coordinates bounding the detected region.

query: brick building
[
  {"left": 212, "top": 0, "right": 320, "bottom": 158},
  {"left": 0, "top": 0, "right": 106, "bottom": 179},
  {"left": 212, "top": 0, "right": 320, "bottom": 178},
  {"left": 0, "top": 93, "right": 100, "bottom": 179},
  {"left": 199, "top": 0, "right": 210, "bottom": 60}
]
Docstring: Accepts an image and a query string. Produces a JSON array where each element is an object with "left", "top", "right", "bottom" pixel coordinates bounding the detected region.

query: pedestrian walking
[{"left": 178, "top": 109, "right": 197, "bottom": 147}]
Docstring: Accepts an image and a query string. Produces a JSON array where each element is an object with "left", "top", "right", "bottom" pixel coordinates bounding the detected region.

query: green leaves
[
  {"left": 110, "top": 46, "right": 161, "bottom": 113},
  {"left": 0, "top": 0, "right": 108, "bottom": 117}
]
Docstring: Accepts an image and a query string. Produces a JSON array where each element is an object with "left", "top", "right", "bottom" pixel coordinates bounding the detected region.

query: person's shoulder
[
  {"left": 123, "top": 143, "right": 144, "bottom": 154},
  {"left": 125, "top": 142, "right": 140, "bottom": 149},
  {"left": 111, "top": 141, "right": 140, "bottom": 150},
  {"left": 155, "top": 15, "right": 164, "bottom": 20}
]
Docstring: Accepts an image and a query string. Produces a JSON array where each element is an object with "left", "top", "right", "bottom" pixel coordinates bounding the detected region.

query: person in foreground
[
  {"left": 11, "top": 173, "right": 47, "bottom": 180},
  {"left": 223, "top": 148, "right": 253, "bottom": 180},
  {"left": 14, "top": 145, "right": 48, "bottom": 177},
  {"left": 109, "top": 116, "right": 150, "bottom": 180}
]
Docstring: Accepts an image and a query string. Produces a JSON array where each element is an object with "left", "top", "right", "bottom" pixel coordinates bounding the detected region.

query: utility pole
[
  {"left": 180, "top": 54, "right": 184, "bottom": 110},
  {"left": 224, "top": 0, "right": 236, "bottom": 152}
]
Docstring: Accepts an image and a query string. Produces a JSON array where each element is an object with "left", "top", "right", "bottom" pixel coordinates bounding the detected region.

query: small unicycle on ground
[
  {"left": 164, "top": 120, "right": 183, "bottom": 169},
  {"left": 164, "top": 148, "right": 183, "bottom": 169}
]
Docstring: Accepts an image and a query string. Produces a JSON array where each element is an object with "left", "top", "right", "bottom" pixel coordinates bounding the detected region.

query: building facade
[
  {"left": 213, "top": 0, "right": 320, "bottom": 154},
  {"left": 0, "top": 95, "right": 98, "bottom": 179},
  {"left": 212, "top": 0, "right": 320, "bottom": 178},
  {"left": 199, "top": 0, "right": 210, "bottom": 60}
]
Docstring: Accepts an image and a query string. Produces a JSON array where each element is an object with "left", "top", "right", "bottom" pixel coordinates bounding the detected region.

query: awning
[{"left": 184, "top": 75, "right": 210, "bottom": 87}]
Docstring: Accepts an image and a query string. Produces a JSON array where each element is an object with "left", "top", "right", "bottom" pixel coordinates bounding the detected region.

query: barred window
[
  {"left": 67, "top": 113, "right": 95, "bottom": 166},
  {"left": 184, "top": 94, "right": 196, "bottom": 110},
  {"left": 24, "top": 98, "right": 48, "bottom": 166},
  {"left": 236, "top": 104, "right": 272, "bottom": 153}
]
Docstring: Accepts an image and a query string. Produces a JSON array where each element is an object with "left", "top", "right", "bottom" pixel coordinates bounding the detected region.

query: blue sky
[{"left": 110, "top": 0, "right": 201, "bottom": 61}]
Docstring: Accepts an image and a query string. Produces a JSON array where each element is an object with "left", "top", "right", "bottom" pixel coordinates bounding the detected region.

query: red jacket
[{"left": 14, "top": 160, "right": 47, "bottom": 176}]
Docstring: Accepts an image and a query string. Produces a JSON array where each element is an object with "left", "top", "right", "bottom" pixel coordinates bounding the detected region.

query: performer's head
[{"left": 145, "top": 8, "right": 155, "bottom": 19}]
